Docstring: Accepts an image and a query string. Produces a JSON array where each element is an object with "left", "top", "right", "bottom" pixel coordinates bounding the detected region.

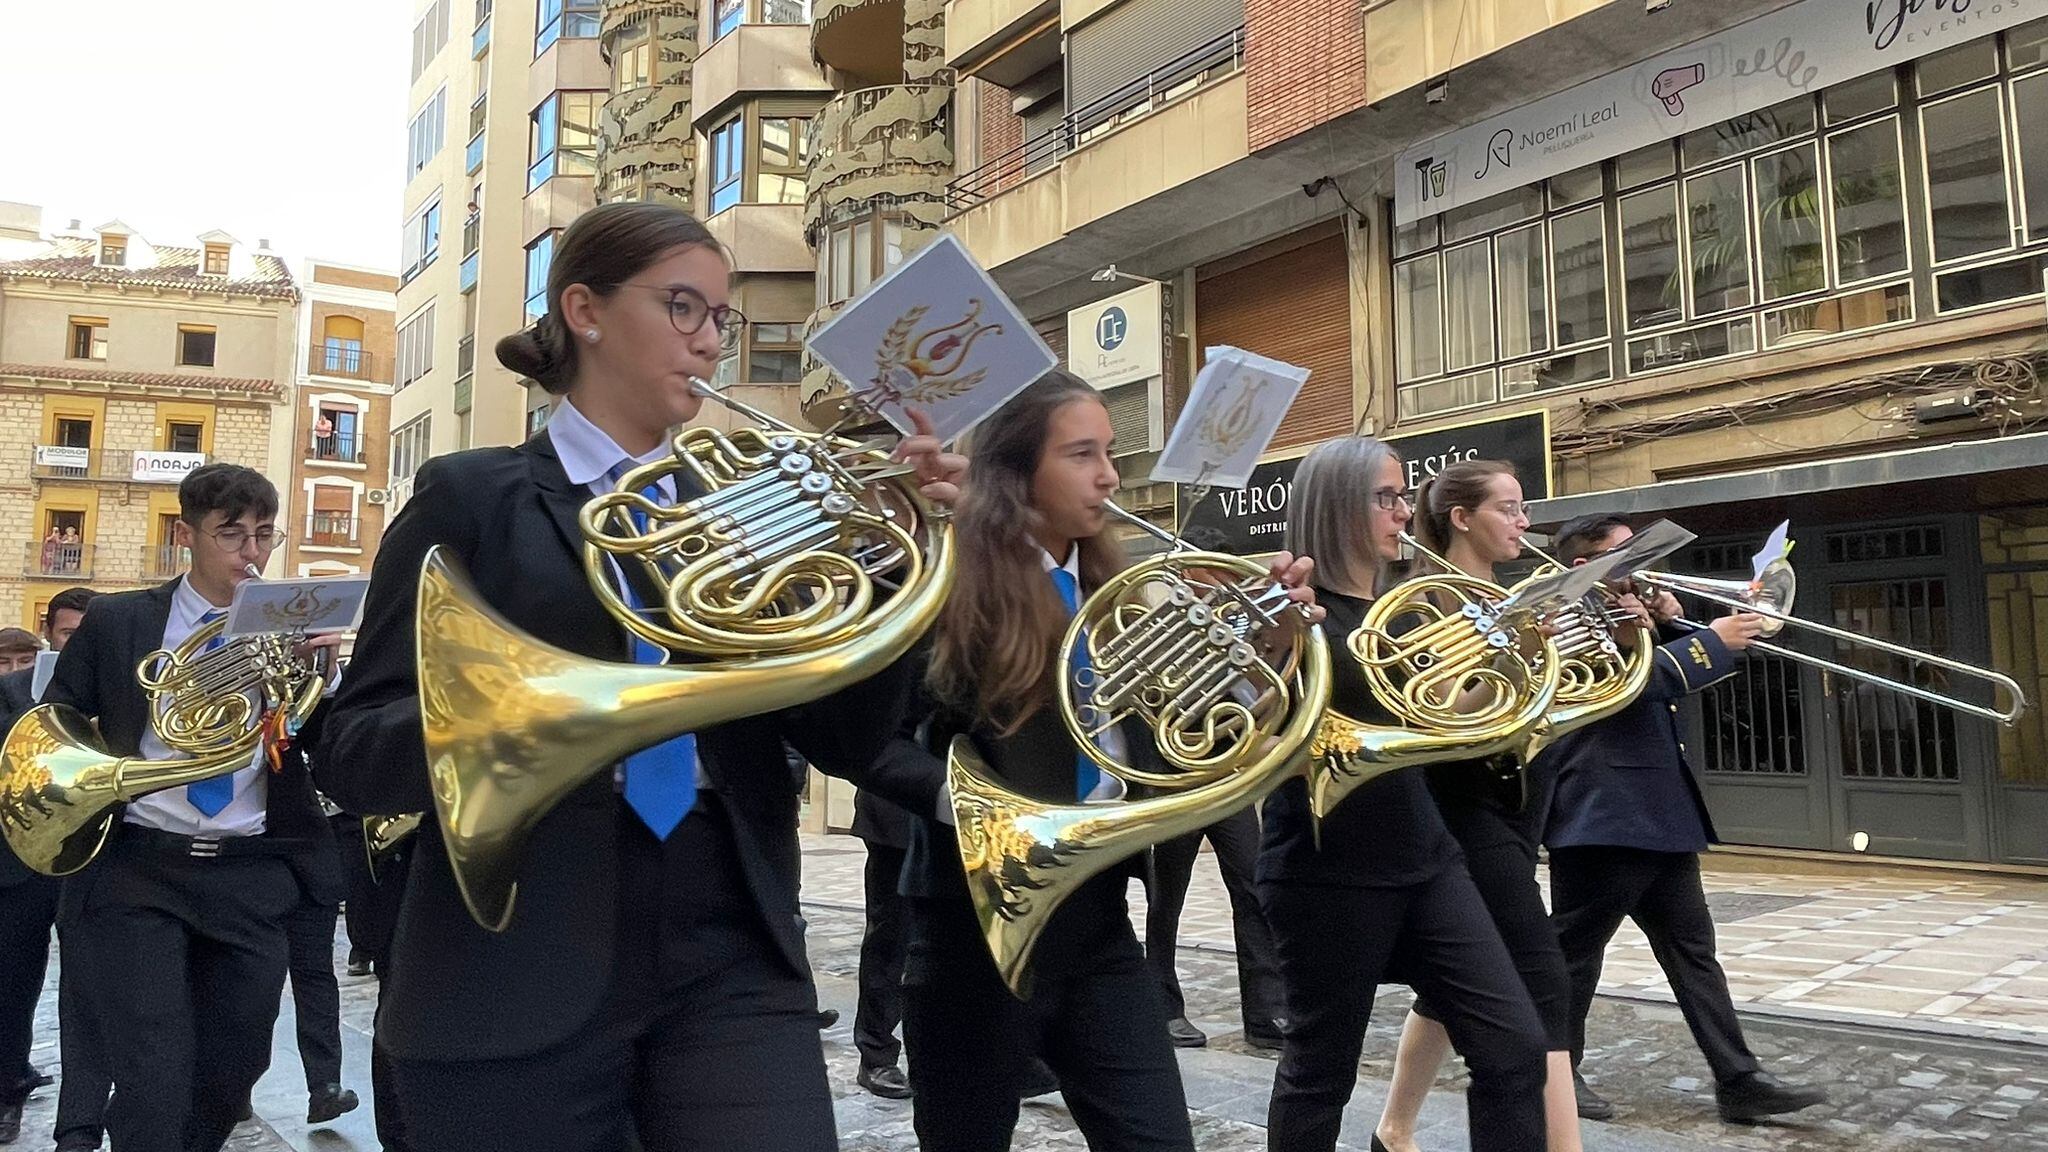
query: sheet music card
[
  {"left": 222, "top": 576, "right": 370, "bottom": 638},
  {"left": 1151, "top": 347, "right": 1310, "bottom": 489}
]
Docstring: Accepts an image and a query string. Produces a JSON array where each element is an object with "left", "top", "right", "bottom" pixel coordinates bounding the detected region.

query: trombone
[{"left": 1527, "top": 542, "right": 2029, "bottom": 727}]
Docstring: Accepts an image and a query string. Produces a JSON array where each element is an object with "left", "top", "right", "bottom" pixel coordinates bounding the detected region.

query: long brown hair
[
  {"left": 1411, "top": 459, "right": 1515, "bottom": 571},
  {"left": 495, "top": 202, "right": 722, "bottom": 393},
  {"left": 929, "top": 371, "right": 1126, "bottom": 734}
]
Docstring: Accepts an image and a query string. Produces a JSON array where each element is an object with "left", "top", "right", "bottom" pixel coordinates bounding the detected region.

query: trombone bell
[{"left": 1637, "top": 559, "right": 1797, "bottom": 637}]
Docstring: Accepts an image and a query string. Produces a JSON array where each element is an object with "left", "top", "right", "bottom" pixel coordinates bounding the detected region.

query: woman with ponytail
[
  {"left": 1373, "top": 460, "right": 1586, "bottom": 1152},
  {"left": 317, "top": 201, "right": 963, "bottom": 1150}
]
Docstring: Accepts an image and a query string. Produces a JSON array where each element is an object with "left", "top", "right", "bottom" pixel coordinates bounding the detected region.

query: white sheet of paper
[
  {"left": 1151, "top": 347, "right": 1310, "bottom": 488},
  {"left": 223, "top": 576, "right": 370, "bottom": 638},
  {"left": 30, "top": 650, "right": 58, "bottom": 702},
  {"left": 804, "top": 233, "right": 1056, "bottom": 444},
  {"left": 1751, "top": 520, "right": 1792, "bottom": 581}
]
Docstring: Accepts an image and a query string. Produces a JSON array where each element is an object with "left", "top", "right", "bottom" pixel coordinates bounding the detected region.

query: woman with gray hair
[{"left": 1256, "top": 436, "right": 1549, "bottom": 1152}]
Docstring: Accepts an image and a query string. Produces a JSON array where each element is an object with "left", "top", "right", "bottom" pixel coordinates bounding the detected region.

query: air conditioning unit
[{"left": 365, "top": 488, "right": 391, "bottom": 505}]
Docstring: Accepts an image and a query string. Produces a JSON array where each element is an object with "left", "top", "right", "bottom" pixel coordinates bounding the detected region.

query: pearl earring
[{"left": 585, "top": 329, "right": 599, "bottom": 343}]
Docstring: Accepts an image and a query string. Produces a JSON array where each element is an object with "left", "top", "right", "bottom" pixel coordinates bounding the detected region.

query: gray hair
[{"left": 1284, "top": 436, "right": 1402, "bottom": 597}]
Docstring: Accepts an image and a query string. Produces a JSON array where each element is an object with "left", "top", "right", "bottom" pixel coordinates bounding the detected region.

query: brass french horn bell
[
  {"left": 948, "top": 501, "right": 1329, "bottom": 997},
  {"left": 418, "top": 382, "right": 955, "bottom": 932}
]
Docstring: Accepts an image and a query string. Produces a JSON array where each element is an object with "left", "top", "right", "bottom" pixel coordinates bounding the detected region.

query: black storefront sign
[{"left": 1174, "top": 410, "right": 1552, "bottom": 555}]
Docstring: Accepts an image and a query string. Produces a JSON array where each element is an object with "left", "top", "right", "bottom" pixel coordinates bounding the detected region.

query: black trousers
[
  {"left": 0, "top": 875, "right": 57, "bottom": 1103},
  {"left": 1261, "top": 869, "right": 1548, "bottom": 1152},
  {"left": 1145, "top": 807, "right": 1284, "bottom": 1032},
  {"left": 1413, "top": 818, "right": 1572, "bottom": 1050},
  {"left": 902, "top": 877, "right": 1193, "bottom": 1152},
  {"left": 1548, "top": 846, "right": 1761, "bottom": 1084},
  {"left": 854, "top": 841, "right": 907, "bottom": 1071},
  {"left": 67, "top": 832, "right": 296, "bottom": 1152},
  {"left": 283, "top": 897, "right": 344, "bottom": 1090},
  {"left": 390, "top": 802, "right": 834, "bottom": 1152},
  {"left": 54, "top": 925, "right": 113, "bottom": 1146}
]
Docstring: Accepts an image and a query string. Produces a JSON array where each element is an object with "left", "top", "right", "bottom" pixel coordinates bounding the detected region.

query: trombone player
[
  {"left": 1536, "top": 514, "right": 1827, "bottom": 1125},
  {"left": 34, "top": 464, "right": 344, "bottom": 1152}
]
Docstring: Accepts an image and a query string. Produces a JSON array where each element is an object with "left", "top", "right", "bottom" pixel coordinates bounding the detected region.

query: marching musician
[
  {"left": 1374, "top": 459, "right": 1584, "bottom": 1152},
  {"left": 881, "top": 371, "right": 1319, "bottom": 1151},
  {"left": 0, "top": 586, "right": 109, "bottom": 1150},
  {"left": 1538, "top": 514, "right": 1827, "bottom": 1124},
  {"left": 315, "top": 202, "right": 963, "bottom": 1151},
  {"left": 41, "top": 464, "right": 342, "bottom": 1152},
  {"left": 1257, "top": 438, "right": 1549, "bottom": 1152}
]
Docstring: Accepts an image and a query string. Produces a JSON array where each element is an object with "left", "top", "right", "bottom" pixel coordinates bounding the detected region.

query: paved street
[{"left": 11, "top": 834, "right": 2048, "bottom": 1150}]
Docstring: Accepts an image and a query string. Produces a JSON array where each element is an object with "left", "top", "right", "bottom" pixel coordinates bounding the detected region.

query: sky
[{"left": 0, "top": 0, "right": 414, "bottom": 272}]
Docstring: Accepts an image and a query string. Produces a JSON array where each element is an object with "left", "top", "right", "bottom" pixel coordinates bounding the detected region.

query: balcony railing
[
  {"left": 462, "top": 211, "right": 481, "bottom": 257},
  {"left": 804, "top": 83, "right": 954, "bottom": 244},
  {"left": 311, "top": 434, "right": 366, "bottom": 463},
  {"left": 309, "top": 512, "right": 358, "bottom": 547},
  {"left": 310, "top": 345, "right": 376, "bottom": 379},
  {"left": 142, "top": 543, "right": 191, "bottom": 581},
  {"left": 460, "top": 250, "right": 479, "bottom": 292},
  {"left": 457, "top": 334, "right": 476, "bottom": 378},
  {"left": 26, "top": 541, "right": 91, "bottom": 580},
  {"left": 30, "top": 444, "right": 96, "bottom": 479},
  {"left": 947, "top": 26, "right": 1245, "bottom": 210},
  {"left": 30, "top": 448, "right": 212, "bottom": 482},
  {"left": 472, "top": 1, "right": 492, "bottom": 58}
]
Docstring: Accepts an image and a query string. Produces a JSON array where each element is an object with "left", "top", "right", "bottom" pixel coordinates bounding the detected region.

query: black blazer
[
  {"left": 1538, "top": 626, "right": 1734, "bottom": 855},
  {"left": 315, "top": 431, "right": 943, "bottom": 1062},
  {"left": 39, "top": 582, "right": 339, "bottom": 910},
  {"left": 852, "top": 787, "right": 915, "bottom": 850},
  {"left": 0, "top": 667, "right": 42, "bottom": 888}
]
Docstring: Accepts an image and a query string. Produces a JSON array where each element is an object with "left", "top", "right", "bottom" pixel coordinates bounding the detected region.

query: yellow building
[{"left": 0, "top": 203, "right": 298, "bottom": 629}]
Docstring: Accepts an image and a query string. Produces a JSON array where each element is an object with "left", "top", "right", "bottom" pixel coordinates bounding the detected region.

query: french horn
[
  {"left": 949, "top": 502, "right": 1330, "bottom": 997},
  {"left": 1, "top": 574, "right": 329, "bottom": 875},
  {"left": 419, "top": 382, "right": 954, "bottom": 931}
]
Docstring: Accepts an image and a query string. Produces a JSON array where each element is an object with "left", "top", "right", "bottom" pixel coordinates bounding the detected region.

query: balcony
[
  {"left": 310, "top": 434, "right": 366, "bottom": 464},
  {"left": 943, "top": 0, "right": 1057, "bottom": 87},
  {"left": 798, "top": 301, "right": 844, "bottom": 429},
  {"left": 812, "top": 0, "right": 909, "bottom": 83},
  {"left": 29, "top": 448, "right": 212, "bottom": 483},
  {"left": 308, "top": 512, "right": 359, "bottom": 548},
  {"left": 597, "top": 0, "right": 697, "bottom": 205},
  {"left": 30, "top": 444, "right": 97, "bottom": 480},
  {"left": 804, "top": 83, "right": 953, "bottom": 249},
  {"left": 524, "top": 164, "right": 597, "bottom": 240},
  {"left": 458, "top": 334, "right": 476, "bottom": 378},
  {"left": 142, "top": 543, "right": 191, "bottom": 581},
  {"left": 309, "top": 345, "right": 380, "bottom": 381},
  {"left": 25, "top": 541, "right": 91, "bottom": 580},
  {"left": 692, "top": 22, "right": 829, "bottom": 131},
  {"left": 472, "top": 11, "right": 491, "bottom": 57},
  {"left": 707, "top": 203, "right": 812, "bottom": 274}
]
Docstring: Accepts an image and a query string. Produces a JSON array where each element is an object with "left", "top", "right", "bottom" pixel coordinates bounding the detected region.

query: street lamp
[{"left": 1091, "top": 264, "right": 1162, "bottom": 285}]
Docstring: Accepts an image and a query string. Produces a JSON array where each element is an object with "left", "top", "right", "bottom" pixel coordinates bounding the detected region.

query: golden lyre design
[
  {"left": 948, "top": 503, "right": 1329, "bottom": 998},
  {"left": 418, "top": 383, "right": 954, "bottom": 932},
  {"left": 871, "top": 299, "right": 1002, "bottom": 407},
  {"left": 2, "top": 586, "right": 328, "bottom": 875},
  {"left": 1193, "top": 379, "right": 1267, "bottom": 464}
]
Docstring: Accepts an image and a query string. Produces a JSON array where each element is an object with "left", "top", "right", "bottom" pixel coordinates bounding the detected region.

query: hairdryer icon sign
[{"left": 1652, "top": 63, "right": 1705, "bottom": 116}]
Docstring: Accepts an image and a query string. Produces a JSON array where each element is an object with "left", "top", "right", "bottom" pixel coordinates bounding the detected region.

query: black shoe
[
  {"left": 816, "top": 1008, "right": 840, "bottom": 1030},
  {"left": 1368, "top": 1135, "right": 1391, "bottom": 1152},
  {"left": 857, "top": 1064, "right": 913, "bottom": 1100},
  {"left": 1242, "top": 1026, "right": 1284, "bottom": 1052},
  {"left": 1573, "top": 1069, "right": 1615, "bottom": 1122},
  {"left": 26, "top": 1065, "right": 52, "bottom": 1090},
  {"left": 1165, "top": 1016, "right": 1207, "bottom": 1048},
  {"left": 1716, "top": 1071, "right": 1826, "bottom": 1123},
  {"left": 236, "top": 1099, "right": 253, "bottom": 1124},
  {"left": 53, "top": 1132, "right": 101, "bottom": 1151},
  {"left": 345, "top": 957, "right": 373, "bottom": 977},
  {"left": 1017, "top": 1058, "right": 1059, "bottom": 1099},
  {"left": 0, "top": 1101, "right": 21, "bottom": 1143},
  {"left": 307, "top": 1083, "right": 361, "bottom": 1125}
]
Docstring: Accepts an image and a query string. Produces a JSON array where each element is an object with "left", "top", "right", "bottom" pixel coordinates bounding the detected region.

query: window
[
  {"left": 403, "top": 197, "right": 443, "bottom": 280},
  {"left": 397, "top": 304, "right": 436, "bottom": 388},
  {"left": 757, "top": 116, "right": 809, "bottom": 204},
  {"left": 98, "top": 235, "right": 126, "bottom": 266},
  {"left": 761, "top": 0, "right": 808, "bottom": 22},
  {"left": 391, "top": 416, "right": 433, "bottom": 482},
  {"left": 525, "top": 232, "right": 556, "bottom": 323},
  {"left": 42, "top": 510, "right": 85, "bottom": 576},
  {"left": 746, "top": 323, "right": 804, "bottom": 383},
  {"left": 176, "top": 325, "right": 216, "bottom": 368},
  {"left": 612, "top": 20, "right": 652, "bottom": 92},
  {"left": 201, "top": 243, "right": 230, "bottom": 276},
  {"left": 535, "top": 0, "right": 599, "bottom": 53},
  {"left": 321, "top": 316, "right": 366, "bottom": 375},
  {"left": 310, "top": 486, "right": 355, "bottom": 545},
  {"left": 526, "top": 402, "right": 553, "bottom": 436},
  {"left": 166, "top": 422, "right": 204, "bottom": 454},
  {"left": 315, "top": 408, "right": 362, "bottom": 461},
  {"left": 713, "top": 0, "right": 743, "bottom": 40},
  {"left": 68, "top": 318, "right": 107, "bottom": 361},
  {"left": 53, "top": 417, "right": 92, "bottom": 449},
  {"left": 411, "top": 0, "right": 450, "bottom": 81},
  {"left": 409, "top": 88, "right": 448, "bottom": 176},
  {"left": 710, "top": 117, "right": 743, "bottom": 214},
  {"left": 528, "top": 92, "right": 600, "bottom": 190},
  {"left": 818, "top": 211, "right": 907, "bottom": 306}
]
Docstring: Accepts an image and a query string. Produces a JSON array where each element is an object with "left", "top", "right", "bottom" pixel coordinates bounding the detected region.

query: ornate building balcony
[
  {"left": 596, "top": 0, "right": 699, "bottom": 207},
  {"left": 802, "top": 82, "right": 952, "bottom": 250},
  {"left": 814, "top": 0, "right": 948, "bottom": 84}
]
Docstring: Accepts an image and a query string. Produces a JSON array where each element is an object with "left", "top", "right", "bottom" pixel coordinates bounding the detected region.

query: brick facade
[
  {"left": 1244, "top": 0, "right": 1366, "bottom": 153},
  {"left": 973, "top": 76, "right": 1025, "bottom": 190}
]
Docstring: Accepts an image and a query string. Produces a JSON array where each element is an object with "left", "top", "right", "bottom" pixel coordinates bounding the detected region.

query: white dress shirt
[
  {"left": 547, "top": 399, "right": 709, "bottom": 789},
  {"left": 124, "top": 577, "right": 269, "bottom": 836}
]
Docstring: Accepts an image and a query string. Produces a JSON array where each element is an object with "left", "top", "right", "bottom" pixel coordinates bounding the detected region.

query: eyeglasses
[
  {"left": 1371, "top": 488, "right": 1417, "bottom": 511},
  {"left": 1491, "top": 500, "right": 1531, "bottom": 519},
  {"left": 619, "top": 283, "right": 746, "bottom": 351},
  {"left": 208, "top": 527, "right": 287, "bottom": 552}
]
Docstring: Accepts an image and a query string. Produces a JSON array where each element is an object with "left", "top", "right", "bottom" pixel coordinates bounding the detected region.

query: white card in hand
[
  {"left": 223, "top": 576, "right": 370, "bottom": 637},
  {"left": 1151, "top": 346, "right": 1310, "bottom": 489}
]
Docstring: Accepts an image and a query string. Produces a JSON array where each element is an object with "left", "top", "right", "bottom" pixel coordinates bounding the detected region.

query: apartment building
[
  {"left": 0, "top": 203, "right": 298, "bottom": 627},
  {"left": 288, "top": 261, "right": 399, "bottom": 577}
]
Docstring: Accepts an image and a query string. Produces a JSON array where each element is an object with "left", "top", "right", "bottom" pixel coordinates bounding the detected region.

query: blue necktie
[
  {"left": 185, "top": 608, "right": 235, "bottom": 817},
  {"left": 608, "top": 464, "right": 698, "bottom": 839},
  {"left": 1049, "top": 568, "right": 1103, "bottom": 801}
]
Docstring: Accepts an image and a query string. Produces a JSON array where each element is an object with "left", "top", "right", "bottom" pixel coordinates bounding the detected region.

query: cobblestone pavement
[{"left": 11, "top": 836, "right": 2048, "bottom": 1150}]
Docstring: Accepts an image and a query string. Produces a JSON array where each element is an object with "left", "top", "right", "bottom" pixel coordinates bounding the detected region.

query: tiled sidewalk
[{"left": 800, "top": 833, "right": 2048, "bottom": 1044}]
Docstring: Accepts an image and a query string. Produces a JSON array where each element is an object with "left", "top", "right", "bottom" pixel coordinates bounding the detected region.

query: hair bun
[{"left": 496, "top": 315, "right": 575, "bottom": 392}]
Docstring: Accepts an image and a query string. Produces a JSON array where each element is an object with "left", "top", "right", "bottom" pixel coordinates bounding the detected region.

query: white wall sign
[
  {"left": 1396, "top": 0, "right": 2043, "bottom": 224},
  {"left": 34, "top": 445, "right": 90, "bottom": 470},
  {"left": 1067, "top": 282, "right": 1164, "bottom": 390},
  {"left": 131, "top": 450, "right": 208, "bottom": 484}
]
